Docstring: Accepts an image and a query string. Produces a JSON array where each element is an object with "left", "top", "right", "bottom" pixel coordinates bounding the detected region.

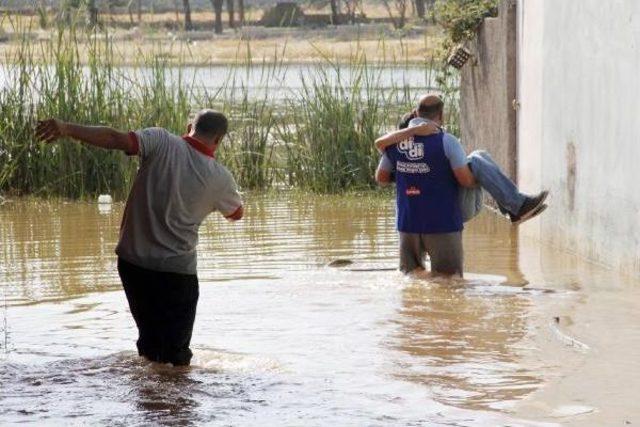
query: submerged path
[{"left": 0, "top": 194, "right": 638, "bottom": 425}]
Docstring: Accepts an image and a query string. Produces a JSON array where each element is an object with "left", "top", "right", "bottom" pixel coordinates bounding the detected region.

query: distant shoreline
[
  {"left": 0, "top": 37, "right": 440, "bottom": 67},
  {"left": 0, "top": 12, "right": 443, "bottom": 67}
]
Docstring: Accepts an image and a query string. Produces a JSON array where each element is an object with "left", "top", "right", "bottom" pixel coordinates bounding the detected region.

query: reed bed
[{"left": 0, "top": 22, "right": 459, "bottom": 199}]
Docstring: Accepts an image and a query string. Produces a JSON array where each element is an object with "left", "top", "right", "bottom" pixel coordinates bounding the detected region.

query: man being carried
[
  {"left": 376, "top": 94, "right": 548, "bottom": 225},
  {"left": 375, "top": 94, "right": 547, "bottom": 276},
  {"left": 36, "top": 110, "right": 243, "bottom": 366}
]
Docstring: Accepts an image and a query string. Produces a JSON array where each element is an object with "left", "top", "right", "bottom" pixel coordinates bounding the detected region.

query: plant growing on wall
[{"left": 433, "top": 0, "right": 499, "bottom": 60}]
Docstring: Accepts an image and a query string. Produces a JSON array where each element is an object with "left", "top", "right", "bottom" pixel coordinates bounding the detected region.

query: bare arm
[
  {"left": 36, "top": 119, "right": 135, "bottom": 153},
  {"left": 374, "top": 122, "right": 440, "bottom": 152},
  {"left": 374, "top": 154, "right": 393, "bottom": 186},
  {"left": 452, "top": 165, "right": 477, "bottom": 187},
  {"left": 375, "top": 166, "right": 393, "bottom": 186}
]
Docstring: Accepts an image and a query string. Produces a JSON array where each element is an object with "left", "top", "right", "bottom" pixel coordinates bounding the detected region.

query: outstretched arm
[
  {"left": 374, "top": 122, "right": 440, "bottom": 152},
  {"left": 36, "top": 119, "right": 135, "bottom": 153}
]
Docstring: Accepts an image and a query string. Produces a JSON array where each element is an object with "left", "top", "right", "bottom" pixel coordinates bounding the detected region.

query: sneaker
[{"left": 510, "top": 191, "right": 549, "bottom": 225}]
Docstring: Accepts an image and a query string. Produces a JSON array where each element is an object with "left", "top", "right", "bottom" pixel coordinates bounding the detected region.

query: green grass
[{"left": 0, "top": 21, "right": 459, "bottom": 199}]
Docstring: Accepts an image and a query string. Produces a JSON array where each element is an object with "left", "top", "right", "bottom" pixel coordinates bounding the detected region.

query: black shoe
[{"left": 510, "top": 191, "right": 549, "bottom": 225}]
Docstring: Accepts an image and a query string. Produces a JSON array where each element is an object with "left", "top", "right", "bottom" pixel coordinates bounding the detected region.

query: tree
[
  {"left": 173, "top": 0, "right": 180, "bottom": 25},
  {"left": 414, "top": 0, "right": 425, "bottom": 19},
  {"left": 106, "top": 0, "right": 114, "bottom": 25},
  {"left": 329, "top": 0, "right": 339, "bottom": 25},
  {"left": 59, "top": 0, "right": 82, "bottom": 25},
  {"left": 227, "top": 0, "right": 235, "bottom": 29},
  {"left": 382, "top": 0, "right": 408, "bottom": 29},
  {"left": 425, "top": 0, "right": 436, "bottom": 22},
  {"left": 86, "top": 0, "right": 98, "bottom": 27},
  {"left": 125, "top": 0, "right": 142, "bottom": 24},
  {"left": 210, "top": 0, "right": 224, "bottom": 34},
  {"left": 343, "top": 0, "right": 360, "bottom": 24},
  {"left": 238, "top": 0, "right": 245, "bottom": 26},
  {"left": 183, "top": 0, "right": 193, "bottom": 30}
]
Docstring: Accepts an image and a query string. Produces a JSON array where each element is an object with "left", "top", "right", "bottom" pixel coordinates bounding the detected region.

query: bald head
[{"left": 416, "top": 93, "right": 444, "bottom": 122}]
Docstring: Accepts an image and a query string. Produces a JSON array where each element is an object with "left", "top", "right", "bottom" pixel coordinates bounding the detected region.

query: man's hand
[
  {"left": 36, "top": 119, "right": 67, "bottom": 144},
  {"left": 35, "top": 120, "right": 134, "bottom": 153},
  {"left": 411, "top": 122, "right": 440, "bottom": 136}
]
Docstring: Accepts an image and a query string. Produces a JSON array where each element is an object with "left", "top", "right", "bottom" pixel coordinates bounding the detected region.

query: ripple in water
[{"left": 0, "top": 349, "right": 283, "bottom": 426}]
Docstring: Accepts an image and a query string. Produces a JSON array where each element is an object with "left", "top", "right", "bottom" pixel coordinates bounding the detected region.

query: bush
[{"left": 433, "top": 0, "right": 499, "bottom": 58}]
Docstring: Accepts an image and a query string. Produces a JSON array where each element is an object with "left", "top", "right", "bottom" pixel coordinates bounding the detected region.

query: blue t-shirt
[{"left": 379, "top": 118, "right": 468, "bottom": 172}]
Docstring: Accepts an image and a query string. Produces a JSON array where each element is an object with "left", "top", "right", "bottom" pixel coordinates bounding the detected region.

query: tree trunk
[
  {"left": 238, "top": 0, "right": 245, "bottom": 26},
  {"left": 426, "top": 0, "right": 436, "bottom": 23},
  {"left": 397, "top": 2, "right": 406, "bottom": 29},
  {"left": 86, "top": 0, "right": 98, "bottom": 28},
  {"left": 227, "top": 0, "right": 235, "bottom": 29},
  {"left": 382, "top": 0, "right": 407, "bottom": 29},
  {"left": 329, "top": 0, "right": 339, "bottom": 25},
  {"left": 183, "top": 0, "right": 193, "bottom": 31},
  {"left": 128, "top": 0, "right": 135, "bottom": 24},
  {"left": 211, "top": 0, "right": 223, "bottom": 34},
  {"left": 137, "top": 0, "right": 142, "bottom": 22},
  {"left": 107, "top": 2, "right": 115, "bottom": 26},
  {"left": 414, "top": 0, "right": 425, "bottom": 19},
  {"left": 173, "top": 0, "right": 180, "bottom": 26}
]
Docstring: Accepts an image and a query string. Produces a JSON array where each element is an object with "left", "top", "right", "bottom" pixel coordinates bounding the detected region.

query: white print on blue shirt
[
  {"left": 397, "top": 137, "right": 424, "bottom": 160},
  {"left": 397, "top": 161, "right": 430, "bottom": 174}
]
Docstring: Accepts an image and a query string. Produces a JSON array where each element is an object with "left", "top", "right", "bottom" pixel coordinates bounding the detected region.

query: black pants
[{"left": 117, "top": 258, "right": 199, "bottom": 366}]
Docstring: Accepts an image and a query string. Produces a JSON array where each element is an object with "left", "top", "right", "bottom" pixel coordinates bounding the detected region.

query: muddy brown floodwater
[{"left": 1, "top": 194, "right": 639, "bottom": 426}]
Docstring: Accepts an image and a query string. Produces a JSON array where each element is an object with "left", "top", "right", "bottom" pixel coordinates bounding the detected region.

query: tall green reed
[
  {"left": 0, "top": 21, "right": 459, "bottom": 198},
  {"left": 214, "top": 47, "right": 286, "bottom": 190},
  {"left": 276, "top": 52, "right": 447, "bottom": 193},
  {"left": 0, "top": 20, "right": 197, "bottom": 199}
]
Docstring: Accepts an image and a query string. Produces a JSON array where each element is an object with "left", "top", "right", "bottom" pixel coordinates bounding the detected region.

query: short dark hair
[
  {"left": 398, "top": 111, "right": 416, "bottom": 129},
  {"left": 417, "top": 99, "right": 444, "bottom": 120},
  {"left": 193, "top": 109, "right": 228, "bottom": 138}
]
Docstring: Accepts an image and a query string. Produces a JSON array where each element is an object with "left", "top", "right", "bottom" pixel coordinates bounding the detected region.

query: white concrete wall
[{"left": 517, "top": 0, "right": 640, "bottom": 275}]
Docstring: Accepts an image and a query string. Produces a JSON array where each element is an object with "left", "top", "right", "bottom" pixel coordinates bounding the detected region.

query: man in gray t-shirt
[{"left": 36, "top": 110, "right": 243, "bottom": 366}]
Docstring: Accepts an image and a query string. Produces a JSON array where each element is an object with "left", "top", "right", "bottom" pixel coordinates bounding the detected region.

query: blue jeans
[{"left": 466, "top": 150, "right": 526, "bottom": 216}]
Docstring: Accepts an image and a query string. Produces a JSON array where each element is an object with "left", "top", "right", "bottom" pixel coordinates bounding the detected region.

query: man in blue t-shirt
[
  {"left": 375, "top": 94, "right": 547, "bottom": 276},
  {"left": 376, "top": 95, "right": 472, "bottom": 276}
]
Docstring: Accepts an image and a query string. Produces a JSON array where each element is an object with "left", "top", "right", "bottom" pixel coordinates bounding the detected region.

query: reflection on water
[
  {"left": 394, "top": 283, "right": 537, "bottom": 411},
  {"left": 1, "top": 194, "right": 639, "bottom": 425}
]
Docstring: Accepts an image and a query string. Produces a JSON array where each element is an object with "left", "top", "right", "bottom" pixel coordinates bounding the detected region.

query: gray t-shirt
[{"left": 115, "top": 128, "right": 242, "bottom": 274}]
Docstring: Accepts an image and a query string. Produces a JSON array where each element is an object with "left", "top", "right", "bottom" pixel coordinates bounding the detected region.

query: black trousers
[{"left": 117, "top": 258, "right": 199, "bottom": 366}]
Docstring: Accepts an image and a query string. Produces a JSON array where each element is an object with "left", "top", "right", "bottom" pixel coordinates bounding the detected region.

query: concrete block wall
[
  {"left": 460, "top": 0, "right": 640, "bottom": 276},
  {"left": 517, "top": 0, "right": 640, "bottom": 276},
  {"left": 459, "top": 0, "right": 518, "bottom": 182}
]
